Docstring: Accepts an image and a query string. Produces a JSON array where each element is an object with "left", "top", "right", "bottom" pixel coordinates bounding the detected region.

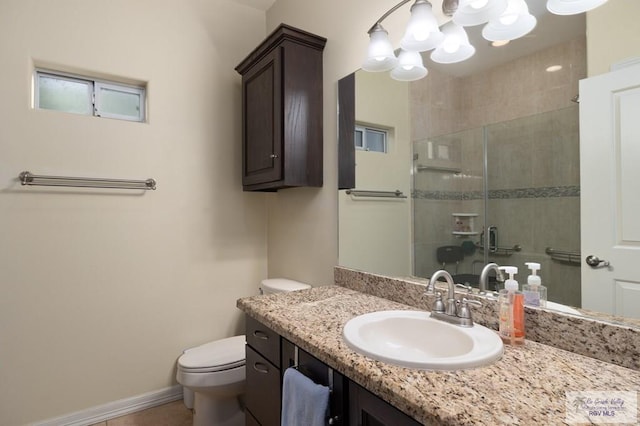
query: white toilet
[{"left": 176, "top": 278, "right": 311, "bottom": 426}]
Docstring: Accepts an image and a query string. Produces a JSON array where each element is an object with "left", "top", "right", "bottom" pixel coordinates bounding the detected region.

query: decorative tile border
[
  {"left": 413, "top": 185, "right": 580, "bottom": 201},
  {"left": 334, "top": 266, "right": 640, "bottom": 371}
]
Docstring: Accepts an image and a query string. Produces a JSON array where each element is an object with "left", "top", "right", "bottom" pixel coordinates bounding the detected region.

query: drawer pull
[
  {"left": 253, "top": 362, "right": 270, "bottom": 374},
  {"left": 252, "top": 330, "right": 269, "bottom": 340}
]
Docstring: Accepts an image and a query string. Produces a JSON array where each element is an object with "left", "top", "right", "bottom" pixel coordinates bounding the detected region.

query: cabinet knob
[{"left": 270, "top": 154, "right": 278, "bottom": 159}]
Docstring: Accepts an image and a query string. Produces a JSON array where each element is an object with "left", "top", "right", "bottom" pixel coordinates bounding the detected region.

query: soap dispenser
[
  {"left": 523, "top": 262, "right": 547, "bottom": 308},
  {"left": 498, "top": 266, "right": 525, "bottom": 345}
]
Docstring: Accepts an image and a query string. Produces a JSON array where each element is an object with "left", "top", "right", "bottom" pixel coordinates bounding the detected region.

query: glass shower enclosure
[{"left": 412, "top": 105, "right": 581, "bottom": 307}]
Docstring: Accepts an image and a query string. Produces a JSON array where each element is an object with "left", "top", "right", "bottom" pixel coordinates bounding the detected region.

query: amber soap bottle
[{"left": 498, "top": 266, "right": 525, "bottom": 345}]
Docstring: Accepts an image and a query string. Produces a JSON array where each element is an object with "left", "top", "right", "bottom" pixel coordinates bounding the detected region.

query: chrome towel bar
[
  {"left": 345, "top": 189, "right": 407, "bottom": 198},
  {"left": 19, "top": 171, "right": 156, "bottom": 190}
]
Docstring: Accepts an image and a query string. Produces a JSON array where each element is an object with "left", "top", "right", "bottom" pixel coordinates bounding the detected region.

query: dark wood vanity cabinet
[
  {"left": 245, "top": 316, "right": 282, "bottom": 426},
  {"left": 349, "top": 384, "right": 421, "bottom": 426},
  {"left": 235, "top": 24, "right": 326, "bottom": 192},
  {"left": 244, "top": 315, "right": 421, "bottom": 426}
]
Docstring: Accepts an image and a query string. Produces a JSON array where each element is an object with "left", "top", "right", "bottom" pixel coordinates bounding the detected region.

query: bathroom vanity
[
  {"left": 238, "top": 281, "right": 640, "bottom": 425},
  {"left": 244, "top": 315, "right": 420, "bottom": 425}
]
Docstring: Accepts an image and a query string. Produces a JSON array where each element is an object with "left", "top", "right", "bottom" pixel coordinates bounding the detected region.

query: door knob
[{"left": 586, "top": 255, "right": 610, "bottom": 268}]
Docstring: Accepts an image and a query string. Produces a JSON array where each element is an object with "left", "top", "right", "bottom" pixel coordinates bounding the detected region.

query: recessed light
[
  {"left": 546, "top": 65, "right": 563, "bottom": 72},
  {"left": 491, "top": 40, "right": 510, "bottom": 47}
]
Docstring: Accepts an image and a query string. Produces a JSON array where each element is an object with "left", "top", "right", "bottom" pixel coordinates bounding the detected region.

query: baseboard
[{"left": 32, "top": 385, "right": 184, "bottom": 426}]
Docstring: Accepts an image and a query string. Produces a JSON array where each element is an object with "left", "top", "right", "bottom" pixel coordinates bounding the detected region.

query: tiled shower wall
[{"left": 411, "top": 37, "right": 585, "bottom": 307}]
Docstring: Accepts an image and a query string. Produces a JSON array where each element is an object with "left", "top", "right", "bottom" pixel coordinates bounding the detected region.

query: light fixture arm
[
  {"left": 368, "top": 0, "right": 413, "bottom": 34},
  {"left": 442, "top": 0, "right": 459, "bottom": 16}
]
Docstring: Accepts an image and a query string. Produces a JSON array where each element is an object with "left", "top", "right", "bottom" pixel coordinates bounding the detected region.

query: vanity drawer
[
  {"left": 245, "top": 345, "right": 281, "bottom": 426},
  {"left": 246, "top": 315, "right": 280, "bottom": 366}
]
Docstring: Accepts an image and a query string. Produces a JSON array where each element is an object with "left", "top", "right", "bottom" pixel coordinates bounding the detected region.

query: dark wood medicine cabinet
[{"left": 235, "top": 24, "right": 326, "bottom": 192}]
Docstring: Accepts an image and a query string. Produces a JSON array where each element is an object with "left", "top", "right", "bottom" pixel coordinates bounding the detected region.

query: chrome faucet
[
  {"left": 427, "top": 270, "right": 481, "bottom": 327},
  {"left": 428, "top": 270, "right": 457, "bottom": 315},
  {"left": 479, "top": 263, "right": 505, "bottom": 295}
]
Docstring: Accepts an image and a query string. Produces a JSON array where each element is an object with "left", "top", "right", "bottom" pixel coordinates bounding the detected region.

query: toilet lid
[{"left": 179, "top": 335, "right": 245, "bottom": 371}]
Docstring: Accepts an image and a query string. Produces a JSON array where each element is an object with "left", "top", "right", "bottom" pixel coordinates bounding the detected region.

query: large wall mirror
[{"left": 338, "top": 1, "right": 640, "bottom": 323}]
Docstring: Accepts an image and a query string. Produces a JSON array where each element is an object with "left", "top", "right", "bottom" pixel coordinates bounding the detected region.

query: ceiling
[{"left": 229, "top": 0, "right": 276, "bottom": 11}]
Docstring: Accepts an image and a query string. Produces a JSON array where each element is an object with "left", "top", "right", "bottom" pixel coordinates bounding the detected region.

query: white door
[{"left": 580, "top": 62, "right": 640, "bottom": 319}]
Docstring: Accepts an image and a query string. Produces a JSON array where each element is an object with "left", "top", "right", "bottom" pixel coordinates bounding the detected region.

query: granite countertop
[{"left": 237, "top": 286, "right": 640, "bottom": 425}]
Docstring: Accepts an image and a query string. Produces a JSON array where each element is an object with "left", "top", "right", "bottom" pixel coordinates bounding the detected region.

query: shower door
[{"left": 413, "top": 106, "right": 581, "bottom": 306}]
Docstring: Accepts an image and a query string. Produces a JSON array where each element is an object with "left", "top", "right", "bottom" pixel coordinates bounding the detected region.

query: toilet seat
[{"left": 178, "top": 335, "right": 245, "bottom": 373}]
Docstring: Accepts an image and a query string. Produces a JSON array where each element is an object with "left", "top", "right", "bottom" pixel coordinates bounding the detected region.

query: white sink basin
[
  {"left": 343, "top": 310, "right": 503, "bottom": 371},
  {"left": 546, "top": 301, "right": 583, "bottom": 315}
]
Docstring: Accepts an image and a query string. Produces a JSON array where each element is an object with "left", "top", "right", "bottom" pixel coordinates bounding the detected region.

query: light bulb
[
  {"left": 471, "top": 0, "right": 489, "bottom": 9},
  {"left": 499, "top": 0, "right": 525, "bottom": 25},
  {"left": 443, "top": 39, "right": 461, "bottom": 53},
  {"left": 500, "top": 14, "right": 518, "bottom": 25}
]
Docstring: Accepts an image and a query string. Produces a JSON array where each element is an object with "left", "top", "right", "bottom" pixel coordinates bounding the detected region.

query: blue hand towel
[{"left": 281, "top": 367, "right": 330, "bottom": 426}]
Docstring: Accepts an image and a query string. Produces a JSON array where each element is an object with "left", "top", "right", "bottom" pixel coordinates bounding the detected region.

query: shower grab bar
[
  {"left": 19, "top": 171, "right": 156, "bottom": 191},
  {"left": 345, "top": 189, "right": 407, "bottom": 198},
  {"left": 546, "top": 247, "right": 581, "bottom": 265},
  {"left": 415, "top": 164, "right": 462, "bottom": 173},
  {"left": 474, "top": 242, "right": 521, "bottom": 256}
]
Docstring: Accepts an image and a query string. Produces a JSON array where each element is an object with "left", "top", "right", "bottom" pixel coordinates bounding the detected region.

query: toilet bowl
[
  {"left": 177, "top": 336, "right": 246, "bottom": 426},
  {"left": 177, "top": 278, "right": 311, "bottom": 426}
]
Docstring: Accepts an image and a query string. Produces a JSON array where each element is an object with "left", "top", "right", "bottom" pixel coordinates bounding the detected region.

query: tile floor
[{"left": 90, "top": 400, "right": 192, "bottom": 426}]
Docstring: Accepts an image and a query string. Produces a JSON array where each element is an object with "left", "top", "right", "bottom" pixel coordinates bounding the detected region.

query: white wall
[{"left": 0, "top": 1, "right": 268, "bottom": 424}]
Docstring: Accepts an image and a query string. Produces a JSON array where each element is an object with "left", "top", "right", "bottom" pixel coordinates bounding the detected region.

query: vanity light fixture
[
  {"left": 391, "top": 49, "right": 429, "bottom": 80},
  {"left": 547, "top": 0, "right": 608, "bottom": 15},
  {"left": 482, "top": 0, "right": 537, "bottom": 42},
  {"left": 546, "top": 64, "right": 563, "bottom": 72},
  {"left": 400, "top": 0, "right": 444, "bottom": 52},
  {"left": 431, "top": 21, "right": 476, "bottom": 64},
  {"left": 363, "top": 0, "right": 608, "bottom": 81}
]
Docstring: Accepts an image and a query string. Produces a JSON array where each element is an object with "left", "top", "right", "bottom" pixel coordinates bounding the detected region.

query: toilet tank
[{"left": 260, "top": 278, "right": 311, "bottom": 295}]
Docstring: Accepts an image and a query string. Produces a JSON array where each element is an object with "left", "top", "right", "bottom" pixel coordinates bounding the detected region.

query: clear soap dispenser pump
[
  {"left": 523, "top": 262, "right": 547, "bottom": 308},
  {"left": 498, "top": 266, "right": 525, "bottom": 345}
]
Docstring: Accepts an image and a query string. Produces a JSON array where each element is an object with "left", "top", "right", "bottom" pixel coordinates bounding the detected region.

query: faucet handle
[
  {"left": 455, "top": 283, "right": 473, "bottom": 293},
  {"left": 462, "top": 298, "right": 482, "bottom": 307},
  {"left": 457, "top": 298, "right": 482, "bottom": 325},
  {"left": 432, "top": 292, "right": 446, "bottom": 313}
]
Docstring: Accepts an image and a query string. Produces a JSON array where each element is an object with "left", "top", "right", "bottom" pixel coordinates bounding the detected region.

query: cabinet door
[
  {"left": 349, "top": 382, "right": 421, "bottom": 426},
  {"left": 245, "top": 345, "right": 281, "bottom": 426},
  {"left": 246, "top": 315, "right": 280, "bottom": 366},
  {"left": 242, "top": 46, "right": 283, "bottom": 187}
]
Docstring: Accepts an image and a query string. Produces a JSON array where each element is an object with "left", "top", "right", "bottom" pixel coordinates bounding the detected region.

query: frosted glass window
[
  {"left": 35, "top": 69, "right": 146, "bottom": 122},
  {"left": 355, "top": 128, "right": 364, "bottom": 148},
  {"left": 95, "top": 83, "right": 145, "bottom": 121},
  {"left": 355, "top": 125, "right": 388, "bottom": 153},
  {"left": 37, "top": 73, "right": 93, "bottom": 115}
]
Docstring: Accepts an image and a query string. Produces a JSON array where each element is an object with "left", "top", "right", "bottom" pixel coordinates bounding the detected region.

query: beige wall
[
  {"left": 587, "top": 0, "right": 640, "bottom": 76},
  {"left": 0, "top": 1, "right": 268, "bottom": 424}
]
